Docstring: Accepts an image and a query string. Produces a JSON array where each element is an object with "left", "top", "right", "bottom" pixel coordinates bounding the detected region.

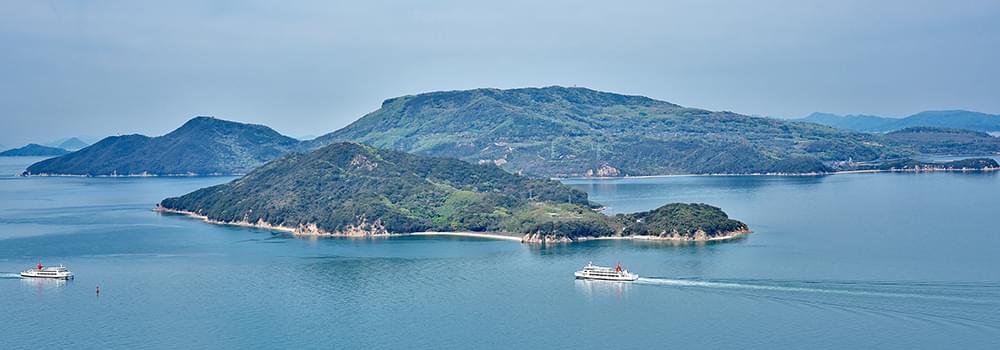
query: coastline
[
  {"left": 520, "top": 228, "right": 751, "bottom": 244},
  {"left": 580, "top": 229, "right": 750, "bottom": 242},
  {"left": 155, "top": 207, "right": 298, "bottom": 234},
  {"left": 22, "top": 168, "right": 997, "bottom": 179},
  {"left": 155, "top": 207, "right": 750, "bottom": 244},
  {"left": 410, "top": 231, "right": 524, "bottom": 242},
  {"left": 555, "top": 166, "right": 1000, "bottom": 180}
]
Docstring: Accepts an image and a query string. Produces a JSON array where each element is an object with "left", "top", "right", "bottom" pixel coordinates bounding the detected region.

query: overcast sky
[{"left": 2, "top": 0, "right": 999, "bottom": 146}]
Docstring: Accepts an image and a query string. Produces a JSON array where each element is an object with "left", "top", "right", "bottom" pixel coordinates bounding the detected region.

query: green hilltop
[
  {"left": 307, "top": 86, "right": 907, "bottom": 176},
  {"left": 25, "top": 117, "right": 302, "bottom": 176}
]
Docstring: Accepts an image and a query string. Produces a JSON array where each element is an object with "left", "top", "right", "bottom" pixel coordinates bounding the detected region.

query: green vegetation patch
[
  {"left": 160, "top": 142, "right": 748, "bottom": 240},
  {"left": 307, "top": 86, "right": 923, "bottom": 176}
]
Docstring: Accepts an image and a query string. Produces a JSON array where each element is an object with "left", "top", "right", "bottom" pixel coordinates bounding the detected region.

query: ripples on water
[{"left": 2, "top": 156, "right": 1000, "bottom": 349}]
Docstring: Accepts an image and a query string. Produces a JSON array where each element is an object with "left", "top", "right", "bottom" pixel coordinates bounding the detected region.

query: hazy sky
[{"left": 2, "top": 0, "right": 999, "bottom": 146}]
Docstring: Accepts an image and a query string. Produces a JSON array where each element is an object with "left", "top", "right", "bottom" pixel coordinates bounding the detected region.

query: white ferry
[
  {"left": 574, "top": 261, "right": 638, "bottom": 281},
  {"left": 20, "top": 263, "right": 74, "bottom": 280}
]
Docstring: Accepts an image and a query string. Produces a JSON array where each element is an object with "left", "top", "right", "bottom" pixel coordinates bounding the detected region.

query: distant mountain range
[
  {"left": 53, "top": 137, "right": 90, "bottom": 150},
  {"left": 24, "top": 117, "right": 301, "bottom": 176},
  {"left": 796, "top": 110, "right": 1000, "bottom": 133},
  {"left": 19, "top": 87, "right": 1000, "bottom": 177},
  {"left": 307, "top": 86, "right": 911, "bottom": 176},
  {"left": 159, "top": 142, "right": 748, "bottom": 241},
  {"left": 1, "top": 137, "right": 94, "bottom": 157},
  {"left": 0, "top": 144, "right": 70, "bottom": 157}
]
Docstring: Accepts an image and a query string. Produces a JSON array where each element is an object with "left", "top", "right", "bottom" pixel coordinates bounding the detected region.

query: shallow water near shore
[{"left": 1, "top": 156, "right": 999, "bottom": 349}]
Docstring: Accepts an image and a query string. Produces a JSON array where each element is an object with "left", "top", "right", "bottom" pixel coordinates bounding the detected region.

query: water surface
[{"left": 2, "top": 157, "right": 998, "bottom": 349}]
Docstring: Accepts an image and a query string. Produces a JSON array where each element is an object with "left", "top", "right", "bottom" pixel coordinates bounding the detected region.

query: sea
[{"left": 1, "top": 156, "right": 998, "bottom": 349}]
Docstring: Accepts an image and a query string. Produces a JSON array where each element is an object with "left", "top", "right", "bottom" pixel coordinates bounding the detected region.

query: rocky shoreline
[
  {"left": 155, "top": 207, "right": 750, "bottom": 244},
  {"left": 518, "top": 228, "right": 751, "bottom": 244},
  {"left": 154, "top": 207, "right": 393, "bottom": 238}
]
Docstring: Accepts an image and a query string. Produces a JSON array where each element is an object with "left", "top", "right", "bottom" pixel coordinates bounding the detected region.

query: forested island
[
  {"left": 158, "top": 142, "right": 748, "bottom": 243},
  {"left": 307, "top": 86, "right": 917, "bottom": 176},
  {"left": 307, "top": 87, "right": 1000, "bottom": 176}
]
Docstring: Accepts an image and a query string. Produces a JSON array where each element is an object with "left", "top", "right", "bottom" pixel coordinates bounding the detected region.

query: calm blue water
[{"left": 2, "top": 156, "right": 999, "bottom": 349}]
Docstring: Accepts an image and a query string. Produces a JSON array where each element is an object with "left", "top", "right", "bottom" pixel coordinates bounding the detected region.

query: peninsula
[{"left": 157, "top": 142, "right": 748, "bottom": 243}]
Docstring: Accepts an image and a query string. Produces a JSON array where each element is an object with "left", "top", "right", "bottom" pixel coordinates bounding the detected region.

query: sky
[{"left": 2, "top": 0, "right": 999, "bottom": 146}]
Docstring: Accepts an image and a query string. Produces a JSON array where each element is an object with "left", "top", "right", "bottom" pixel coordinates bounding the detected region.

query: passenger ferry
[
  {"left": 20, "top": 263, "right": 74, "bottom": 280},
  {"left": 574, "top": 261, "right": 638, "bottom": 281}
]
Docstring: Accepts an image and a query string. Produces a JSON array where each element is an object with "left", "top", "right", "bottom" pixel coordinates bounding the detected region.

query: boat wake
[
  {"left": 635, "top": 277, "right": 1000, "bottom": 330},
  {"left": 0, "top": 272, "right": 22, "bottom": 279},
  {"left": 635, "top": 277, "right": 999, "bottom": 303}
]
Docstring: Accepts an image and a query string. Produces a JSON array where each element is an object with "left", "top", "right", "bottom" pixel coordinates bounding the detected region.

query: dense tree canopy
[{"left": 160, "top": 142, "right": 748, "bottom": 239}]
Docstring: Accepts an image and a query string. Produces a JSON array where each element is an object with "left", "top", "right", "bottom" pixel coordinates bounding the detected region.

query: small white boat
[
  {"left": 574, "top": 261, "right": 638, "bottom": 281},
  {"left": 20, "top": 263, "right": 74, "bottom": 280}
]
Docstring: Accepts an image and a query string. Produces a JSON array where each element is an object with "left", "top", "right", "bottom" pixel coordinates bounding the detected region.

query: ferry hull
[
  {"left": 20, "top": 271, "right": 74, "bottom": 280},
  {"left": 574, "top": 271, "right": 638, "bottom": 282}
]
